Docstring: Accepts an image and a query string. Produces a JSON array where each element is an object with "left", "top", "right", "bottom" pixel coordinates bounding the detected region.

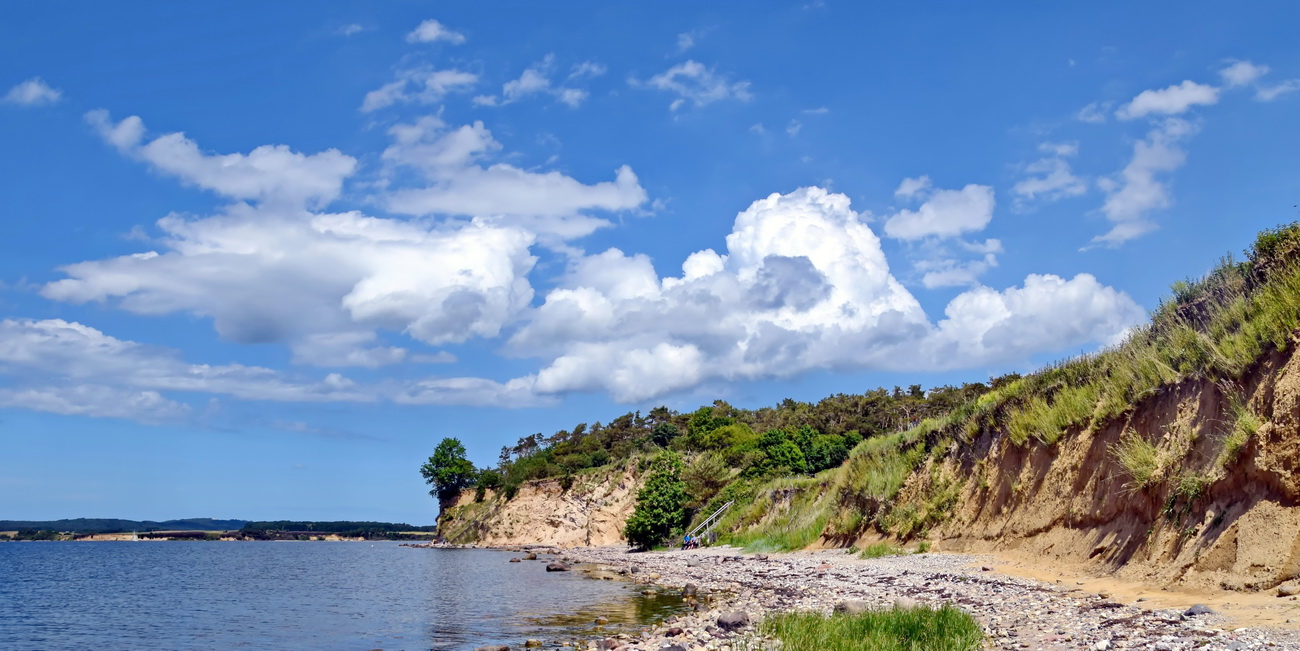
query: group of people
[{"left": 681, "top": 533, "right": 702, "bottom": 549}]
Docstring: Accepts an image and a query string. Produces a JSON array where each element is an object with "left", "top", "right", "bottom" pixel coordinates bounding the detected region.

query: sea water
[{"left": 0, "top": 541, "right": 685, "bottom": 650}]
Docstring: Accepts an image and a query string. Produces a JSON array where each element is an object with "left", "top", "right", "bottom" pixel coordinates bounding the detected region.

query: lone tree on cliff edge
[{"left": 420, "top": 438, "right": 477, "bottom": 512}]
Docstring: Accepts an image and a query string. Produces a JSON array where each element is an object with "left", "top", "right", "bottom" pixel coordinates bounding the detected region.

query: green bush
[{"left": 624, "top": 451, "right": 689, "bottom": 549}]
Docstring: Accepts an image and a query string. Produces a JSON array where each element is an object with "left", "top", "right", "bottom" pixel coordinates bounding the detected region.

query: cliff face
[
  {"left": 438, "top": 460, "right": 643, "bottom": 547},
  {"left": 436, "top": 343, "right": 1300, "bottom": 593},
  {"left": 883, "top": 340, "right": 1300, "bottom": 592}
]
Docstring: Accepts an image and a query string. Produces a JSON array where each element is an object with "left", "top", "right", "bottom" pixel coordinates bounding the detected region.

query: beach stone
[
  {"left": 525, "top": 640, "right": 542, "bottom": 648},
  {"left": 524, "top": 552, "right": 538, "bottom": 560},
  {"left": 1183, "top": 604, "right": 1215, "bottom": 616},
  {"left": 594, "top": 617, "right": 608, "bottom": 625},
  {"left": 834, "top": 599, "right": 871, "bottom": 615},
  {"left": 546, "top": 562, "right": 572, "bottom": 572},
  {"left": 660, "top": 646, "right": 687, "bottom": 651},
  {"left": 475, "top": 647, "right": 510, "bottom": 651},
  {"left": 717, "top": 611, "right": 750, "bottom": 631},
  {"left": 509, "top": 558, "right": 521, "bottom": 563},
  {"left": 683, "top": 583, "right": 698, "bottom": 597},
  {"left": 1279, "top": 582, "right": 1300, "bottom": 597},
  {"left": 665, "top": 626, "right": 684, "bottom": 636}
]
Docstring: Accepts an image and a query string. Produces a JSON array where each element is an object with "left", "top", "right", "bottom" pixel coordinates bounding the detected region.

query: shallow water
[{"left": 0, "top": 541, "right": 686, "bottom": 650}]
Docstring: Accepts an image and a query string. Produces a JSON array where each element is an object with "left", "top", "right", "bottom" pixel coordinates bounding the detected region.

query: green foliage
[
  {"left": 1113, "top": 431, "right": 1160, "bottom": 490},
  {"left": 624, "top": 451, "right": 689, "bottom": 549},
  {"left": 723, "top": 475, "right": 831, "bottom": 552},
  {"left": 650, "top": 422, "right": 680, "bottom": 447},
  {"left": 420, "top": 438, "right": 478, "bottom": 505},
  {"left": 760, "top": 604, "right": 984, "bottom": 651},
  {"left": 1217, "top": 399, "right": 1260, "bottom": 468},
  {"left": 682, "top": 451, "right": 732, "bottom": 508},
  {"left": 859, "top": 542, "right": 906, "bottom": 558}
]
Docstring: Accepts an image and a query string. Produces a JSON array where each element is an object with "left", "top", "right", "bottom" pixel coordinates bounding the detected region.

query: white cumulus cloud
[
  {"left": 639, "top": 60, "right": 752, "bottom": 111},
  {"left": 4, "top": 77, "right": 62, "bottom": 106},
  {"left": 1013, "top": 142, "right": 1087, "bottom": 207},
  {"left": 1116, "top": 80, "right": 1219, "bottom": 120},
  {"left": 379, "top": 116, "right": 647, "bottom": 240},
  {"left": 883, "top": 181, "right": 995, "bottom": 241},
  {"left": 85, "top": 110, "right": 356, "bottom": 209},
  {"left": 1091, "top": 118, "right": 1195, "bottom": 247},
  {"left": 360, "top": 68, "right": 478, "bottom": 112},
  {"left": 406, "top": 19, "right": 466, "bottom": 45}
]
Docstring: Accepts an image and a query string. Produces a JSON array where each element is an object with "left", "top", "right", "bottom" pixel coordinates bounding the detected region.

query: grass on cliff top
[
  {"left": 756, "top": 605, "right": 983, "bottom": 651},
  {"left": 945, "top": 223, "right": 1300, "bottom": 450}
]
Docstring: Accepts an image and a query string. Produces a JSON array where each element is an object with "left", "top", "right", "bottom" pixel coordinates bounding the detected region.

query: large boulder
[
  {"left": 833, "top": 600, "right": 871, "bottom": 615},
  {"left": 523, "top": 552, "right": 538, "bottom": 561},
  {"left": 717, "top": 611, "right": 750, "bottom": 631},
  {"left": 545, "top": 562, "right": 571, "bottom": 572}
]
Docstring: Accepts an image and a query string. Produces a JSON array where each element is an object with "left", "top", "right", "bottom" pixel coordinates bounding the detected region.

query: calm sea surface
[{"left": 0, "top": 541, "right": 686, "bottom": 650}]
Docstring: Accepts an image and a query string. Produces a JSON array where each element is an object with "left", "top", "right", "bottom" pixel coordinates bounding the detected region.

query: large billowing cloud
[
  {"left": 42, "top": 204, "right": 538, "bottom": 362},
  {"left": 505, "top": 188, "right": 1141, "bottom": 402},
  {"left": 34, "top": 105, "right": 1145, "bottom": 416}
]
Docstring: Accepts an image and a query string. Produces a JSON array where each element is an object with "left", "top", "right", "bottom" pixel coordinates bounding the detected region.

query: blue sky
[{"left": 3, "top": 2, "right": 1298, "bottom": 525}]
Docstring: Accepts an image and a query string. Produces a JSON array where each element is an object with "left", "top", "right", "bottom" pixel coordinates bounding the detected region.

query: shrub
[{"left": 624, "top": 451, "right": 688, "bottom": 549}]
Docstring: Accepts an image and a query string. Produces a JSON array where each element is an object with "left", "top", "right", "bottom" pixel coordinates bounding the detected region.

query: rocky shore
[{"left": 476, "top": 545, "right": 1300, "bottom": 651}]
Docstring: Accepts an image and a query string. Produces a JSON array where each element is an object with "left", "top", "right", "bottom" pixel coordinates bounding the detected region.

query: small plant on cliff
[
  {"left": 1113, "top": 430, "right": 1160, "bottom": 490},
  {"left": 1217, "top": 399, "right": 1260, "bottom": 468},
  {"left": 420, "top": 438, "right": 478, "bottom": 509},
  {"left": 624, "top": 451, "right": 688, "bottom": 549}
]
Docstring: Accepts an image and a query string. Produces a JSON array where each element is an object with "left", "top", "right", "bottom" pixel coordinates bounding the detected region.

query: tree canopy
[
  {"left": 420, "top": 438, "right": 477, "bottom": 508},
  {"left": 624, "top": 451, "right": 689, "bottom": 549}
]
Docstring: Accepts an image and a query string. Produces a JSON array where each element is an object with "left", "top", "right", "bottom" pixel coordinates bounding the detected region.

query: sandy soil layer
[{"left": 538, "top": 545, "right": 1300, "bottom": 651}]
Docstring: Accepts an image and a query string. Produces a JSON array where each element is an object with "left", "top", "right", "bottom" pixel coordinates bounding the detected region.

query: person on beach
[{"left": 682, "top": 534, "right": 691, "bottom": 550}]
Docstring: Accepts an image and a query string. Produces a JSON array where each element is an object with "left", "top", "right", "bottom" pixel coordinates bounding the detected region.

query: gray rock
[
  {"left": 1278, "top": 582, "right": 1300, "bottom": 597},
  {"left": 523, "top": 552, "right": 537, "bottom": 560},
  {"left": 545, "top": 562, "right": 571, "bottom": 572},
  {"left": 682, "top": 583, "right": 698, "bottom": 597},
  {"left": 717, "top": 610, "right": 750, "bottom": 631},
  {"left": 508, "top": 557, "right": 521, "bottom": 563},
  {"left": 1183, "top": 604, "right": 1215, "bottom": 616},
  {"left": 474, "top": 646, "right": 510, "bottom": 651},
  {"left": 833, "top": 599, "right": 871, "bottom": 615}
]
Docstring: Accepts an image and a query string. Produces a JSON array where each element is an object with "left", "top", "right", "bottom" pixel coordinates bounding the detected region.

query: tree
[
  {"left": 420, "top": 438, "right": 477, "bottom": 510},
  {"left": 624, "top": 451, "right": 688, "bottom": 549}
]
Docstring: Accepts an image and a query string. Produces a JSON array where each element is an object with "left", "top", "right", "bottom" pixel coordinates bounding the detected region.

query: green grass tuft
[
  {"left": 859, "top": 542, "right": 907, "bottom": 558},
  {"left": 1113, "top": 430, "right": 1160, "bottom": 490},
  {"left": 760, "top": 604, "right": 984, "bottom": 651}
]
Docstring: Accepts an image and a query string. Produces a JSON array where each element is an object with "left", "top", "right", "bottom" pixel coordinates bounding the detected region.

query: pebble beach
[{"left": 481, "top": 545, "right": 1300, "bottom": 651}]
